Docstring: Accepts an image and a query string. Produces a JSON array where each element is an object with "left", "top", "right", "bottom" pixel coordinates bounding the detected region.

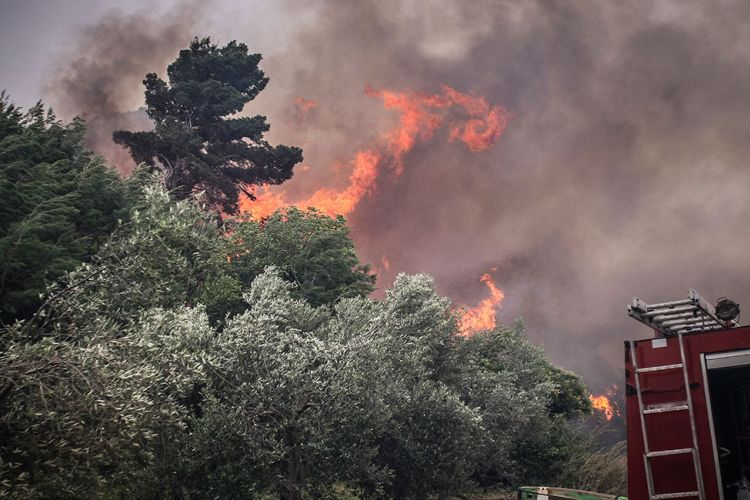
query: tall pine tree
[{"left": 114, "top": 37, "right": 303, "bottom": 214}]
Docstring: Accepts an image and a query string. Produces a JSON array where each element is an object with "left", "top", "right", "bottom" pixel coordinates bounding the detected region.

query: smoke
[
  {"left": 45, "top": 0, "right": 750, "bottom": 388},
  {"left": 252, "top": 0, "right": 750, "bottom": 387},
  {"left": 45, "top": 1, "right": 207, "bottom": 174}
]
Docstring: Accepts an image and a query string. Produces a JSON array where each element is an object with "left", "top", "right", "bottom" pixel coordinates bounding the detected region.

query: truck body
[
  {"left": 625, "top": 327, "right": 750, "bottom": 500},
  {"left": 522, "top": 290, "right": 750, "bottom": 499}
]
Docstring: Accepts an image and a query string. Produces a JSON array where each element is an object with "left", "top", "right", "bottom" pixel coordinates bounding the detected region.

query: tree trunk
[{"left": 280, "top": 427, "right": 304, "bottom": 500}]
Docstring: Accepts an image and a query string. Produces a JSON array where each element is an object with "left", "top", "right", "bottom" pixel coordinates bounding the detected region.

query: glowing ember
[
  {"left": 589, "top": 393, "right": 616, "bottom": 421},
  {"left": 458, "top": 271, "right": 505, "bottom": 335},
  {"left": 239, "top": 85, "right": 511, "bottom": 219}
]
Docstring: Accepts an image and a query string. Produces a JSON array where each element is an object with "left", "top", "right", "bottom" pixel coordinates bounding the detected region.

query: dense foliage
[
  {"left": 228, "top": 208, "right": 376, "bottom": 307},
  {"left": 0, "top": 94, "right": 137, "bottom": 325},
  {"left": 0, "top": 180, "right": 600, "bottom": 498},
  {"left": 113, "top": 37, "right": 303, "bottom": 214}
]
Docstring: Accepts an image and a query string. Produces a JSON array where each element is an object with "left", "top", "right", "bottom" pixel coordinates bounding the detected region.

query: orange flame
[
  {"left": 239, "top": 85, "right": 511, "bottom": 219},
  {"left": 441, "top": 86, "right": 512, "bottom": 152},
  {"left": 589, "top": 393, "right": 616, "bottom": 421},
  {"left": 458, "top": 271, "right": 505, "bottom": 335},
  {"left": 244, "top": 150, "right": 380, "bottom": 219},
  {"left": 363, "top": 85, "right": 444, "bottom": 175}
]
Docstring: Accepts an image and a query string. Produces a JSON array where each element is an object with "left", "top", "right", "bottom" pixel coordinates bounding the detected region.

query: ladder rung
[
  {"left": 649, "top": 298, "right": 695, "bottom": 308},
  {"left": 651, "top": 311, "right": 700, "bottom": 321},
  {"left": 643, "top": 305, "right": 695, "bottom": 316},
  {"left": 652, "top": 492, "right": 699, "bottom": 499},
  {"left": 637, "top": 363, "right": 684, "bottom": 373},
  {"left": 644, "top": 404, "right": 689, "bottom": 414},
  {"left": 647, "top": 448, "right": 693, "bottom": 458}
]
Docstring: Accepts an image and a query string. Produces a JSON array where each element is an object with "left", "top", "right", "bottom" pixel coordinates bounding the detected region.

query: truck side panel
[{"left": 626, "top": 325, "right": 750, "bottom": 499}]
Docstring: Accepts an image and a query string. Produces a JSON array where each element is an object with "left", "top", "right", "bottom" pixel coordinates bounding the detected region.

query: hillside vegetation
[{"left": 0, "top": 62, "right": 624, "bottom": 498}]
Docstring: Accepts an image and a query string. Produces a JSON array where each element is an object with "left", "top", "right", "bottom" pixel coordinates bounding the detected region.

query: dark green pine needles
[{"left": 114, "top": 37, "right": 303, "bottom": 214}]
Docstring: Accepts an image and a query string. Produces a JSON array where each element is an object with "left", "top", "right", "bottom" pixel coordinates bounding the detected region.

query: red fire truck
[
  {"left": 626, "top": 290, "right": 749, "bottom": 499},
  {"left": 521, "top": 289, "right": 749, "bottom": 500}
]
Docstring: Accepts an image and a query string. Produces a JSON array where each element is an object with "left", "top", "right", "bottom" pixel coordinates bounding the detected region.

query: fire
[
  {"left": 244, "top": 150, "right": 380, "bottom": 219},
  {"left": 239, "top": 188, "right": 288, "bottom": 220},
  {"left": 304, "top": 150, "right": 380, "bottom": 216},
  {"left": 363, "top": 85, "right": 444, "bottom": 175},
  {"left": 458, "top": 271, "right": 505, "bottom": 335},
  {"left": 441, "top": 86, "right": 512, "bottom": 152},
  {"left": 239, "top": 85, "right": 511, "bottom": 219},
  {"left": 589, "top": 393, "right": 616, "bottom": 421}
]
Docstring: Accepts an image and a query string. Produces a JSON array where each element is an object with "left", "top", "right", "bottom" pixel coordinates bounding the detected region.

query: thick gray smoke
[
  {"left": 47, "top": 0, "right": 750, "bottom": 389},
  {"left": 46, "top": 1, "right": 207, "bottom": 174}
]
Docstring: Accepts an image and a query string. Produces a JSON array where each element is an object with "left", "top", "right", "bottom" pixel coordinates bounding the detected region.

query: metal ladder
[
  {"left": 628, "top": 289, "right": 736, "bottom": 337},
  {"left": 629, "top": 333, "right": 705, "bottom": 500}
]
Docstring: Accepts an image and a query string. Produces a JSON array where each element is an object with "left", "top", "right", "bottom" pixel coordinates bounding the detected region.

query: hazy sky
[
  {"left": 4, "top": 0, "right": 750, "bottom": 390},
  {"left": 1, "top": 1, "right": 151, "bottom": 107},
  {"left": 0, "top": 0, "right": 306, "bottom": 108}
]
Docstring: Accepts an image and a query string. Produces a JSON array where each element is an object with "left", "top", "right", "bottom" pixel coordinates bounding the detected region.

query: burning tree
[{"left": 113, "top": 37, "right": 303, "bottom": 214}]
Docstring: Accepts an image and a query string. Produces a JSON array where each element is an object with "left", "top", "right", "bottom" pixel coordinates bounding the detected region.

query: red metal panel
[{"left": 626, "top": 325, "right": 750, "bottom": 499}]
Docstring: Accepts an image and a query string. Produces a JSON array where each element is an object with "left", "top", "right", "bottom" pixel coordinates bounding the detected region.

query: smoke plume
[
  {"left": 45, "top": 0, "right": 750, "bottom": 389},
  {"left": 45, "top": 1, "right": 206, "bottom": 174}
]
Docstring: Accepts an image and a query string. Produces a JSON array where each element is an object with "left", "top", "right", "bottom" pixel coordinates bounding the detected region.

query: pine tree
[{"left": 114, "top": 37, "right": 303, "bottom": 214}]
